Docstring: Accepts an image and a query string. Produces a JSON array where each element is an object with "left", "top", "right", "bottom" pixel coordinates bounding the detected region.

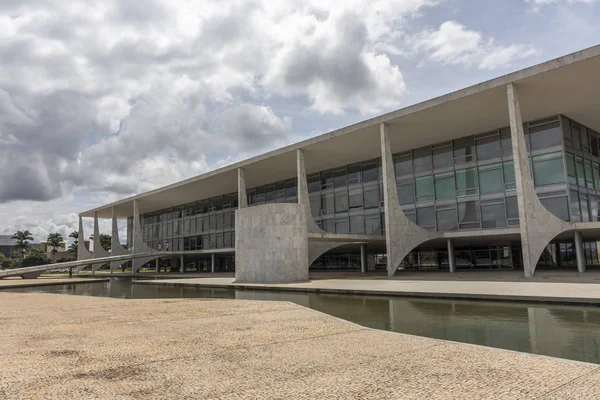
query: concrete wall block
[{"left": 235, "top": 203, "right": 309, "bottom": 283}]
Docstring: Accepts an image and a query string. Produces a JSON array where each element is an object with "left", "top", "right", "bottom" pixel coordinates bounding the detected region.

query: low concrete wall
[{"left": 235, "top": 203, "right": 308, "bottom": 283}]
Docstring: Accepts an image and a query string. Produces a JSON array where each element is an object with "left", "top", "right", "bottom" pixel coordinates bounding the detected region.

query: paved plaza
[{"left": 1, "top": 292, "right": 600, "bottom": 399}]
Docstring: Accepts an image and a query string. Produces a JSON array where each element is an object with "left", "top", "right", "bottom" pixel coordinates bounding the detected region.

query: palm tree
[
  {"left": 68, "top": 242, "right": 78, "bottom": 254},
  {"left": 11, "top": 230, "right": 34, "bottom": 259},
  {"left": 89, "top": 234, "right": 111, "bottom": 251},
  {"left": 46, "top": 233, "right": 65, "bottom": 263},
  {"left": 69, "top": 231, "right": 79, "bottom": 245}
]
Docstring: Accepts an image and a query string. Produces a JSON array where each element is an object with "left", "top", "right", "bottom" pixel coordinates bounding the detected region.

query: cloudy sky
[{"left": 0, "top": 0, "right": 599, "bottom": 243}]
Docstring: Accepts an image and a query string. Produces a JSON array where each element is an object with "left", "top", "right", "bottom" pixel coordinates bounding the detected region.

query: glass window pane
[
  {"left": 585, "top": 160, "right": 594, "bottom": 189},
  {"left": 479, "top": 164, "right": 503, "bottom": 194},
  {"left": 415, "top": 175, "right": 434, "bottom": 202},
  {"left": 506, "top": 196, "right": 519, "bottom": 220},
  {"left": 349, "top": 188, "right": 363, "bottom": 208},
  {"left": 566, "top": 153, "right": 577, "bottom": 185},
  {"left": 365, "top": 215, "right": 381, "bottom": 234},
  {"left": 594, "top": 163, "right": 600, "bottom": 190},
  {"left": 532, "top": 153, "right": 565, "bottom": 186},
  {"left": 433, "top": 144, "right": 453, "bottom": 169},
  {"left": 529, "top": 120, "right": 562, "bottom": 150},
  {"left": 570, "top": 190, "right": 581, "bottom": 222},
  {"left": 540, "top": 196, "right": 569, "bottom": 221},
  {"left": 454, "top": 136, "right": 475, "bottom": 164},
  {"left": 362, "top": 162, "right": 378, "bottom": 182},
  {"left": 397, "top": 181, "right": 414, "bottom": 205},
  {"left": 500, "top": 127, "right": 512, "bottom": 154},
  {"left": 394, "top": 153, "right": 412, "bottom": 177},
  {"left": 458, "top": 201, "right": 480, "bottom": 225},
  {"left": 321, "top": 194, "right": 334, "bottom": 214},
  {"left": 590, "top": 195, "right": 599, "bottom": 222},
  {"left": 436, "top": 208, "right": 457, "bottom": 231},
  {"left": 576, "top": 156, "right": 586, "bottom": 187},
  {"left": 591, "top": 134, "right": 599, "bottom": 157},
  {"left": 503, "top": 161, "right": 516, "bottom": 190},
  {"left": 455, "top": 167, "right": 478, "bottom": 195},
  {"left": 310, "top": 196, "right": 320, "bottom": 218},
  {"left": 581, "top": 195, "right": 590, "bottom": 222},
  {"left": 413, "top": 147, "right": 432, "bottom": 173},
  {"left": 335, "top": 219, "right": 349, "bottom": 234},
  {"left": 335, "top": 192, "right": 348, "bottom": 212},
  {"left": 434, "top": 172, "right": 456, "bottom": 200},
  {"left": 350, "top": 215, "right": 365, "bottom": 234},
  {"left": 334, "top": 168, "right": 347, "bottom": 188},
  {"left": 482, "top": 203, "right": 506, "bottom": 228},
  {"left": 347, "top": 164, "right": 361, "bottom": 184},
  {"left": 416, "top": 206, "right": 435, "bottom": 228},
  {"left": 364, "top": 187, "right": 380, "bottom": 209},
  {"left": 476, "top": 133, "right": 501, "bottom": 160}
]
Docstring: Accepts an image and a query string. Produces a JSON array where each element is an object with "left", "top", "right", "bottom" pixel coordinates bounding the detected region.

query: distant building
[{"left": 0, "top": 235, "right": 17, "bottom": 258}]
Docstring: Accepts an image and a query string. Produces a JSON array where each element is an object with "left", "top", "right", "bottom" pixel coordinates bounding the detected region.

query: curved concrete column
[
  {"left": 380, "top": 123, "right": 440, "bottom": 277},
  {"left": 297, "top": 149, "right": 351, "bottom": 265},
  {"left": 507, "top": 83, "right": 570, "bottom": 278},
  {"left": 76, "top": 215, "right": 93, "bottom": 272},
  {"left": 235, "top": 203, "right": 309, "bottom": 283},
  {"left": 132, "top": 199, "right": 155, "bottom": 273},
  {"left": 91, "top": 212, "right": 110, "bottom": 273},
  {"left": 109, "top": 207, "right": 131, "bottom": 273}
]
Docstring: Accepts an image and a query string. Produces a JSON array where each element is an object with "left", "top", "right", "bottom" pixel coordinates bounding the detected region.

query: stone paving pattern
[
  {"left": 1, "top": 292, "right": 600, "bottom": 399},
  {"left": 142, "top": 277, "right": 600, "bottom": 304}
]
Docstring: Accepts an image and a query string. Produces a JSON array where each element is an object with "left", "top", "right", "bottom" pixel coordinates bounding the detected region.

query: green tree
[
  {"left": 0, "top": 253, "right": 5, "bottom": 270},
  {"left": 22, "top": 248, "right": 50, "bottom": 267},
  {"left": 68, "top": 242, "right": 78, "bottom": 254},
  {"left": 11, "top": 230, "right": 34, "bottom": 259},
  {"left": 89, "top": 234, "right": 111, "bottom": 251},
  {"left": 46, "top": 232, "right": 65, "bottom": 263},
  {"left": 69, "top": 231, "right": 79, "bottom": 244}
]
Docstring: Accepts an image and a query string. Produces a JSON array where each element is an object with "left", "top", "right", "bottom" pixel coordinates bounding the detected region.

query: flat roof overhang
[{"left": 82, "top": 45, "right": 600, "bottom": 219}]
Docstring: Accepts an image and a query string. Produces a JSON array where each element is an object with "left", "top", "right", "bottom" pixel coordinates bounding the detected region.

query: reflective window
[
  {"left": 350, "top": 215, "right": 365, "bottom": 234},
  {"left": 528, "top": 119, "right": 562, "bottom": 150},
  {"left": 570, "top": 190, "right": 581, "bottom": 222},
  {"left": 416, "top": 206, "right": 435, "bottom": 228},
  {"left": 585, "top": 160, "right": 594, "bottom": 189},
  {"left": 310, "top": 196, "right": 320, "bottom": 218},
  {"left": 335, "top": 218, "right": 349, "bottom": 234},
  {"left": 505, "top": 196, "right": 519, "bottom": 225},
  {"left": 362, "top": 161, "right": 378, "bottom": 183},
  {"left": 322, "top": 218, "right": 334, "bottom": 233},
  {"left": 335, "top": 192, "right": 348, "bottom": 212},
  {"left": 576, "top": 156, "right": 586, "bottom": 187},
  {"left": 415, "top": 175, "right": 434, "bottom": 202},
  {"left": 321, "top": 171, "right": 334, "bottom": 190},
  {"left": 532, "top": 152, "right": 565, "bottom": 186},
  {"left": 594, "top": 163, "right": 600, "bottom": 190},
  {"left": 321, "top": 194, "right": 334, "bottom": 215},
  {"left": 478, "top": 164, "right": 504, "bottom": 194},
  {"left": 365, "top": 214, "right": 381, "bottom": 234},
  {"left": 503, "top": 161, "right": 516, "bottom": 190},
  {"left": 565, "top": 153, "right": 577, "bottom": 185},
  {"left": 455, "top": 167, "right": 478, "bottom": 196},
  {"left": 363, "top": 186, "right": 380, "bottom": 209},
  {"left": 349, "top": 188, "right": 363, "bottom": 209},
  {"left": 590, "top": 195, "right": 599, "bottom": 222},
  {"left": 436, "top": 207, "right": 457, "bottom": 231},
  {"left": 500, "top": 127, "right": 512, "bottom": 155},
  {"left": 481, "top": 202, "right": 506, "bottom": 228},
  {"left": 433, "top": 143, "right": 453, "bottom": 169},
  {"left": 397, "top": 181, "right": 414, "bottom": 205},
  {"left": 394, "top": 153, "right": 412, "bottom": 177},
  {"left": 476, "top": 132, "right": 501, "bottom": 160},
  {"left": 458, "top": 201, "right": 480, "bottom": 229},
  {"left": 434, "top": 172, "right": 455, "bottom": 200},
  {"left": 334, "top": 168, "right": 347, "bottom": 188},
  {"left": 413, "top": 147, "right": 432, "bottom": 173},
  {"left": 454, "top": 136, "right": 475, "bottom": 164},
  {"left": 581, "top": 194, "right": 590, "bottom": 222}
]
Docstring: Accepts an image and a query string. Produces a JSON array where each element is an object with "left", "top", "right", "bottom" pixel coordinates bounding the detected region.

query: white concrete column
[
  {"left": 109, "top": 207, "right": 130, "bottom": 273},
  {"left": 506, "top": 83, "right": 568, "bottom": 278},
  {"left": 574, "top": 231, "right": 586, "bottom": 273},
  {"left": 91, "top": 211, "right": 110, "bottom": 273},
  {"left": 380, "top": 123, "right": 438, "bottom": 277},
  {"left": 447, "top": 239, "right": 456, "bottom": 273},
  {"left": 155, "top": 258, "right": 160, "bottom": 273},
  {"left": 132, "top": 199, "right": 155, "bottom": 273},
  {"left": 211, "top": 253, "right": 216, "bottom": 273},
  {"left": 238, "top": 168, "right": 248, "bottom": 208},
  {"left": 360, "top": 244, "right": 367, "bottom": 273},
  {"left": 180, "top": 254, "right": 185, "bottom": 273},
  {"left": 76, "top": 215, "right": 93, "bottom": 272}
]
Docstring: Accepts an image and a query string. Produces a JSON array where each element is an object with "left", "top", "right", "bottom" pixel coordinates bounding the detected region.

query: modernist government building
[{"left": 79, "top": 45, "right": 600, "bottom": 282}]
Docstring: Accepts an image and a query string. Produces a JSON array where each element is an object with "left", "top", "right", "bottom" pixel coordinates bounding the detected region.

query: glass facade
[{"left": 130, "top": 112, "right": 600, "bottom": 272}]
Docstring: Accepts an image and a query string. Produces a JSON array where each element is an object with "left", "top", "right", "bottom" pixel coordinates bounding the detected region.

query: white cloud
[{"left": 410, "top": 21, "right": 537, "bottom": 69}]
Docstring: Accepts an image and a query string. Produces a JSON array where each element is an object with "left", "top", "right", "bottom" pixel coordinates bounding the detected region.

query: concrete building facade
[{"left": 79, "top": 45, "right": 600, "bottom": 282}]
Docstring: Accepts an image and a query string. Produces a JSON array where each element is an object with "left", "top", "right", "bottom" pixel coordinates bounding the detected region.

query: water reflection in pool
[{"left": 5, "top": 278, "right": 600, "bottom": 364}]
